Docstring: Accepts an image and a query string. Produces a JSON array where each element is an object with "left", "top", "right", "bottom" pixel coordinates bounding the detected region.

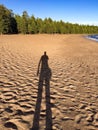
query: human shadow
[{"left": 31, "top": 52, "right": 52, "bottom": 130}]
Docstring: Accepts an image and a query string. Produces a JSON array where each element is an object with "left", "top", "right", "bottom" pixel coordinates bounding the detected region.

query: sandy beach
[{"left": 0, "top": 34, "right": 98, "bottom": 130}]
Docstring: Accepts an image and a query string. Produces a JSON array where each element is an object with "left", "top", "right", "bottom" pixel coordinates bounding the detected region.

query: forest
[{"left": 0, "top": 4, "right": 98, "bottom": 34}]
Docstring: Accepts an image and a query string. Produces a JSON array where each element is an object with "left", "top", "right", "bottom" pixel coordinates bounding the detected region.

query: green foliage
[
  {"left": 28, "top": 15, "right": 38, "bottom": 34},
  {"left": 0, "top": 4, "right": 98, "bottom": 34},
  {"left": 22, "top": 11, "right": 29, "bottom": 34},
  {"left": 0, "top": 4, "right": 17, "bottom": 34},
  {"left": 15, "top": 15, "right": 22, "bottom": 33}
]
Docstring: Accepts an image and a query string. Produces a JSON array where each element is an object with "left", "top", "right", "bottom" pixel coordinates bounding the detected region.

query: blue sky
[{"left": 0, "top": 0, "right": 98, "bottom": 25}]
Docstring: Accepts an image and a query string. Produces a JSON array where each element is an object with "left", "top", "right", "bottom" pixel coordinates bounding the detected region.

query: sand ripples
[{"left": 0, "top": 35, "right": 98, "bottom": 130}]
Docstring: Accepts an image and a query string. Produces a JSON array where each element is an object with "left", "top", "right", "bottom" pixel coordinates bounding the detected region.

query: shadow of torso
[{"left": 38, "top": 54, "right": 52, "bottom": 83}]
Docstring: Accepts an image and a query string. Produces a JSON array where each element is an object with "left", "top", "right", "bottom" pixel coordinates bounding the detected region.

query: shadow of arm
[{"left": 37, "top": 58, "right": 41, "bottom": 76}]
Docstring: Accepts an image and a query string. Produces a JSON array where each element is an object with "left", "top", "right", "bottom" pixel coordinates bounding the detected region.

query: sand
[{"left": 0, "top": 34, "right": 98, "bottom": 130}]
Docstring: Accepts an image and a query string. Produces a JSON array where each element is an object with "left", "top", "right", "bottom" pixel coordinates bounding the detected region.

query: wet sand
[{"left": 0, "top": 34, "right": 98, "bottom": 130}]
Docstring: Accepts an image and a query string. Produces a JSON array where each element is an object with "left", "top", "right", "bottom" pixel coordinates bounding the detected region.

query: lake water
[{"left": 86, "top": 35, "right": 98, "bottom": 42}]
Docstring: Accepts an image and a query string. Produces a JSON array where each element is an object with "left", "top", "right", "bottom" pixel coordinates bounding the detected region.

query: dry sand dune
[{"left": 0, "top": 34, "right": 98, "bottom": 130}]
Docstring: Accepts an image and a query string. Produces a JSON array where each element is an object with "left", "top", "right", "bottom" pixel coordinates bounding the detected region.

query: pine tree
[{"left": 0, "top": 5, "right": 17, "bottom": 34}]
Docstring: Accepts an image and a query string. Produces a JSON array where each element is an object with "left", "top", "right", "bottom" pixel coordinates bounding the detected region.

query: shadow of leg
[
  {"left": 45, "top": 79, "right": 52, "bottom": 130},
  {"left": 31, "top": 80, "right": 43, "bottom": 130}
]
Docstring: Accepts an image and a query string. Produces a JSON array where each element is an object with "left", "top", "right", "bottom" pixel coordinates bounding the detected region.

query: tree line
[{"left": 0, "top": 4, "right": 98, "bottom": 34}]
